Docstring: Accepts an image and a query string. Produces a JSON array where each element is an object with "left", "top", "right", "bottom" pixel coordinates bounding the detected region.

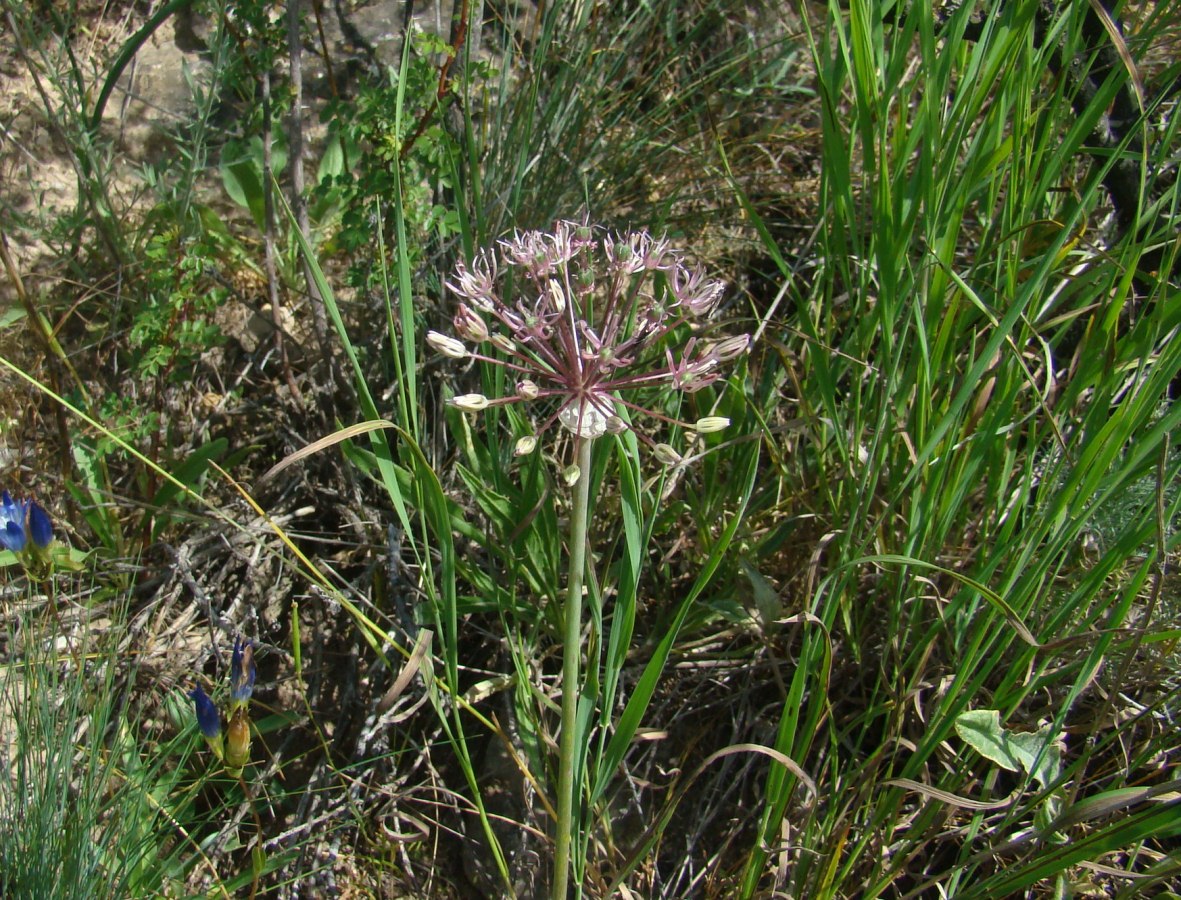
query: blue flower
[
  {"left": 188, "top": 684, "right": 224, "bottom": 760},
  {"left": 230, "top": 638, "right": 256, "bottom": 707},
  {"left": 0, "top": 491, "right": 53, "bottom": 553},
  {"left": 0, "top": 491, "right": 30, "bottom": 552},
  {"left": 188, "top": 684, "right": 221, "bottom": 738},
  {"left": 28, "top": 502, "right": 53, "bottom": 549}
]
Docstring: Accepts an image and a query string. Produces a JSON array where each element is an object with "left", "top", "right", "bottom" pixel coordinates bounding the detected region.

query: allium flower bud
[
  {"left": 562, "top": 464, "right": 582, "bottom": 486},
  {"left": 605, "top": 415, "right": 628, "bottom": 434},
  {"left": 488, "top": 334, "right": 516, "bottom": 355},
  {"left": 703, "top": 334, "right": 751, "bottom": 363},
  {"left": 451, "top": 393, "right": 491, "bottom": 412},
  {"left": 453, "top": 305, "right": 490, "bottom": 343},
  {"left": 515, "top": 435, "right": 538, "bottom": 456},
  {"left": 427, "top": 331, "right": 468, "bottom": 359},
  {"left": 653, "top": 443, "right": 682, "bottom": 466},
  {"left": 517, "top": 379, "right": 540, "bottom": 400},
  {"left": 547, "top": 281, "right": 566, "bottom": 313},
  {"left": 693, "top": 416, "right": 731, "bottom": 434}
]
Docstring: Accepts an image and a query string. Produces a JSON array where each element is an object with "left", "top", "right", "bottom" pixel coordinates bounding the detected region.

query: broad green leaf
[
  {"left": 956, "top": 709, "right": 1021, "bottom": 772},
  {"left": 955, "top": 709, "right": 1061, "bottom": 789}
]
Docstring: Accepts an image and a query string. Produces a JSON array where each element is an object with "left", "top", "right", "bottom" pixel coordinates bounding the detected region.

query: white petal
[{"left": 558, "top": 400, "right": 608, "bottom": 438}]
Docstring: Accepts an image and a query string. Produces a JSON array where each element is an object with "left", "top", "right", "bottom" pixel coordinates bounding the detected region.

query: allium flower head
[{"left": 438, "top": 221, "right": 749, "bottom": 453}]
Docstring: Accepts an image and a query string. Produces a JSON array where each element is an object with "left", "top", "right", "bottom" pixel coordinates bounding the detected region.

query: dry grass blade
[
  {"left": 260, "top": 420, "right": 397, "bottom": 482},
  {"left": 698, "top": 743, "right": 818, "bottom": 805},
  {"left": 1087, "top": 0, "right": 1146, "bottom": 110},
  {"left": 883, "top": 778, "right": 1019, "bottom": 812},
  {"left": 607, "top": 742, "right": 818, "bottom": 896},
  {"left": 376, "top": 628, "right": 434, "bottom": 715}
]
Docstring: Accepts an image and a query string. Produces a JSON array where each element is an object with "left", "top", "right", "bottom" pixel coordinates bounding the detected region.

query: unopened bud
[
  {"left": 453, "top": 305, "right": 490, "bottom": 342},
  {"left": 562, "top": 464, "right": 581, "bottom": 486},
  {"left": 704, "top": 334, "right": 751, "bottom": 362},
  {"left": 188, "top": 685, "right": 224, "bottom": 760},
  {"left": 224, "top": 706, "right": 251, "bottom": 776},
  {"left": 450, "top": 393, "right": 490, "bottom": 412},
  {"left": 605, "top": 415, "right": 628, "bottom": 434},
  {"left": 693, "top": 416, "right": 730, "bottom": 434},
  {"left": 653, "top": 443, "right": 682, "bottom": 466},
  {"left": 517, "top": 379, "right": 540, "bottom": 400},
  {"left": 426, "top": 331, "right": 467, "bottom": 359},
  {"left": 515, "top": 435, "right": 538, "bottom": 456},
  {"left": 559, "top": 400, "right": 608, "bottom": 438},
  {"left": 547, "top": 281, "right": 566, "bottom": 313},
  {"left": 489, "top": 333, "right": 516, "bottom": 355}
]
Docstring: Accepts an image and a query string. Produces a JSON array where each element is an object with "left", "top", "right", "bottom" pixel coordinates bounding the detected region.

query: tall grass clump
[
  {"left": 265, "top": 0, "right": 1181, "bottom": 894},
  {"left": 455, "top": 0, "right": 803, "bottom": 238},
  {"left": 728, "top": 0, "right": 1181, "bottom": 896}
]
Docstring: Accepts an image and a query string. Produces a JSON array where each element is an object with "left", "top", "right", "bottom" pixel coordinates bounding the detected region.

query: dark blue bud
[
  {"left": 188, "top": 685, "right": 221, "bottom": 739},
  {"left": 230, "top": 638, "right": 256, "bottom": 706},
  {"left": 27, "top": 502, "right": 52, "bottom": 549}
]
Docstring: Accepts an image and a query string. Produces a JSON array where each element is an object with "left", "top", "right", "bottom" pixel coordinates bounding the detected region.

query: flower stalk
[{"left": 553, "top": 435, "right": 594, "bottom": 899}]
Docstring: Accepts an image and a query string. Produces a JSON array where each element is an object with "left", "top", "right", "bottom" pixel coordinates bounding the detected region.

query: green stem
[
  {"left": 553, "top": 435, "right": 594, "bottom": 899},
  {"left": 236, "top": 774, "right": 263, "bottom": 900}
]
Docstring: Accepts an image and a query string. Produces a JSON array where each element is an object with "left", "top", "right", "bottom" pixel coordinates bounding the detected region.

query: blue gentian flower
[
  {"left": 188, "top": 684, "right": 224, "bottom": 760},
  {"left": 27, "top": 502, "right": 53, "bottom": 549},
  {"left": 0, "top": 490, "right": 30, "bottom": 552},
  {"left": 0, "top": 491, "right": 54, "bottom": 553},
  {"left": 230, "top": 638, "right": 256, "bottom": 707},
  {"left": 189, "top": 685, "right": 221, "bottom": 738}
]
